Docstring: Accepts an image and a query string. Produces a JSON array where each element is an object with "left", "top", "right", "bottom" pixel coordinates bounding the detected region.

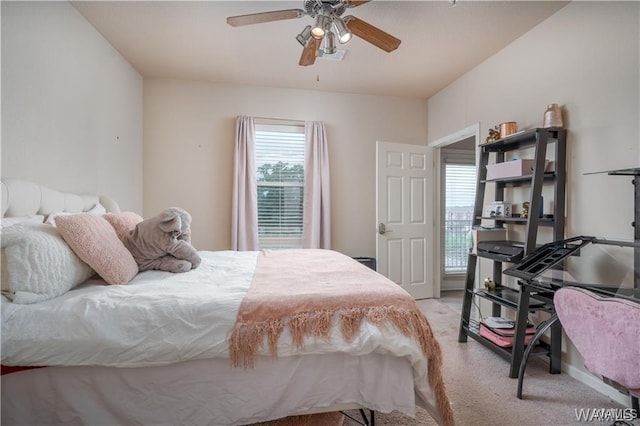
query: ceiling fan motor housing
[{"left": 304, "top": 0, "right": 347, "bottom": 18}]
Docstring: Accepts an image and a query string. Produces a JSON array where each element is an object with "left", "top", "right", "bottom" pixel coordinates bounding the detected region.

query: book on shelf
[{"left": 479, "top": 321, "right": 537, "bottom": 348}]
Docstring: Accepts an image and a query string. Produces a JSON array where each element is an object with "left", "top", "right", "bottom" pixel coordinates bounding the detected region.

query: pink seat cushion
[{"left": 555, "top": 287, "right": 640, "bottom": 390}]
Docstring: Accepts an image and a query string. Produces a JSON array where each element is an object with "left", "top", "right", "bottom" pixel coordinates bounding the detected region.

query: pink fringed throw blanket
[{"left": 230, "top": 249, "right": 454, "bottom": 426}]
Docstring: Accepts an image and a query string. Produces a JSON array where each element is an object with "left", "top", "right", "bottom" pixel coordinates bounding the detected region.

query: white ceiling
[{"left": 72, "top": 1, "right": 569, "bottom": 99}]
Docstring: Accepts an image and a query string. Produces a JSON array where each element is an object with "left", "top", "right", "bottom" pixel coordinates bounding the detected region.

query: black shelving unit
[{"left": 458, "top": 127, "right": 567, "bottom": 378}]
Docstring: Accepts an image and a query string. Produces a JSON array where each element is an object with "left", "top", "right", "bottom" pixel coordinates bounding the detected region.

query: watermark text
[{"left": 575, "top": 408, "right": 637, "bottom": 422}]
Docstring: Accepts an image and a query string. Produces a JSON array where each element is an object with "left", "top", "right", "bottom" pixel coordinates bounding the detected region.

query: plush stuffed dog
[{"left": 123, "top": 207, "right": 201, "bottom": 273}]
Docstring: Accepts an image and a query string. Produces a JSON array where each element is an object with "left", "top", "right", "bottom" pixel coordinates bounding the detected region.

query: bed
[{"left": 0, "top": 178, "right": 454, "bottom": 426}]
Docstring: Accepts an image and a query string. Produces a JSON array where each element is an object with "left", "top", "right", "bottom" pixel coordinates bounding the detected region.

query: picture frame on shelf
[{"left": 483, "top": 202, "right": 512, "bottom": 218}]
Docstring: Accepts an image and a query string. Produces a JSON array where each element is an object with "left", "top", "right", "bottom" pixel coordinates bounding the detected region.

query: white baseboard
[
  {"left": 441, "top": 285, "right": 465, "bottom": 292},
  {"left": 563, "top": 361, "right": 632, "bottom": 407}
]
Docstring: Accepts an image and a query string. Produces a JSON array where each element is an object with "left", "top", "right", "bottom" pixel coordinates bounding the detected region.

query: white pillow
[
  {"left": 1, "top": 215, "right": 44, "bottom": 229},
  {"left": 44, "top": 203, "right": 106, "bottom": 226},
  {"left": 1, "top": 215, "right": 46, "bottom": 292},
  {"left": 1, "top": 222, "right": 95, "bottom": 304}
]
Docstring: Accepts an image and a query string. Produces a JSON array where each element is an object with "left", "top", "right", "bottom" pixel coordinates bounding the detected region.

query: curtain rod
[{"left": 253, "top": 116, "right": 305, "bottom": 125}]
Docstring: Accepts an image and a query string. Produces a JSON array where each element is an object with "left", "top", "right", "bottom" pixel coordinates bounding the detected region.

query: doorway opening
[{"left": 430, "top": 123, "right": 480, "bottom": 307}]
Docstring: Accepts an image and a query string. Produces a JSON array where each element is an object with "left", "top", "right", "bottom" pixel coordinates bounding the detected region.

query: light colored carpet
[
  {"left": 343, "top": 298, "right": 639, "bottom": 425},
  {"left": 250, "top": 297, "right": 638, "bottom": 425}
]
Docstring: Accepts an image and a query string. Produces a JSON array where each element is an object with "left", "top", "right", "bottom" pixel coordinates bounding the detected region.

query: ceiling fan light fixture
[
  {"left": 296, "top": 25, "right": 312, "bottom": 46},
  {"left": 323, "top": 30, "right": 336, "bottom": 55},
  {"left": 311, "top": 14, "right": 328, "bottom": 39},
  {"left": 333, "top": 17, "right": 352, "bottom": 43}
]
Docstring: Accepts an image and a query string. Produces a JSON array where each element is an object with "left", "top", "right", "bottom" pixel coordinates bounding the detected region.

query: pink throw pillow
[
  {"left": 56, "top": 214, "right": 139, "bottom": 285},
  {"left": 104, "top": 212, "right": 144, "bottom": 240}
]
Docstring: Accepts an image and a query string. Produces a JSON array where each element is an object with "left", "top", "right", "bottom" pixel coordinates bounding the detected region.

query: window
[
  {"left": 255, "top": 123, "right": 305, "bottom": 249},
  {"left": 442, "top": 149, "right": 476, "bottom": 274}
]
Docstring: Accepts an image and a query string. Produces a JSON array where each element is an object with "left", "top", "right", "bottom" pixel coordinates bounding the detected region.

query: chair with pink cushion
[{"left": 554, "top": 286, "right": 640, "bottom": 413}]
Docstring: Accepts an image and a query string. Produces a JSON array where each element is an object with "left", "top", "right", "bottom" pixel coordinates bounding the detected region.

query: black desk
[
  {"left": 585, "top": 167, "right": 640, "bottom": 289},
  {"left": 502, "top": 236, "right": 640, "bottom": 398}
]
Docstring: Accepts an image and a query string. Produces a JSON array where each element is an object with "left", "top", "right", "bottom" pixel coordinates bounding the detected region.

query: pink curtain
[
  {"left": 302, "top": 121, "right": 331, "bottom": 249},
  {"left": 231, "top": 116, "right": 259, "bottom": 251}
]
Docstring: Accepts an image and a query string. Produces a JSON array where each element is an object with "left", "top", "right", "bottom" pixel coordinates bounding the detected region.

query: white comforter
[
  {"left": 2, "top": 251, "right": 429, "bottom": 370},
  {"left": 2, "top": 250, "right": 444, "bottom": 424},
  {"left": 2, "top": 251, "right": 255, "bottom": 367}
]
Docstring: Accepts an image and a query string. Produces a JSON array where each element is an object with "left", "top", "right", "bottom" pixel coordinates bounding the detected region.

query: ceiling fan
[{"left": 226, "top": 0, "right": 401, "bottom": 66}]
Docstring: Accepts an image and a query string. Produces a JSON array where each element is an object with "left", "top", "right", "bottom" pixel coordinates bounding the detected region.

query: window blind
[
  {"left": 443, "top": 159, "right": 476, "bottom": 273},
  {"left": 445, "top": 163, "right": 476, "bottom": 209},
  {"left": 255, "top": 127, "right": 305, "bottom": 249}
]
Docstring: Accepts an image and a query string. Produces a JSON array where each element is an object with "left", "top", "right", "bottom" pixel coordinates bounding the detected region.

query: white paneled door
[{"left": 376, "top": 141, "right": 434, "bottom": 299}]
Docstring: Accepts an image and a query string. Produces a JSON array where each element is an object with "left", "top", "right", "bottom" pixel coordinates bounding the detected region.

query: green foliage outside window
[{"left": 257, "top": 161, "right": 304, "bottom": 237}]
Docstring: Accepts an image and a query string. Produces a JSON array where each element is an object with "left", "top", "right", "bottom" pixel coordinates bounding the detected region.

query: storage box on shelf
[{"left": 486, "top": 159, "right": 553, "bottom": 180}]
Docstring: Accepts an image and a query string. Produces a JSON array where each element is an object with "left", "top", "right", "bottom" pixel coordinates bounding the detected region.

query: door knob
[{"left": 378, "top": 223, "right": 391, "bottom": 235}]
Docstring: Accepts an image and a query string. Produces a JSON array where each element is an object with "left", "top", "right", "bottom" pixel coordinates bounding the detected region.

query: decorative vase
[
  {"left": 543, "top": 104, "right": 563, "bottom": 128},
  {"left": 499, "top": 122, "right": 517, "bottom": 138}
]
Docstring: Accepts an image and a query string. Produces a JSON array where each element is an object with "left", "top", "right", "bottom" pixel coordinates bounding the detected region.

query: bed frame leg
[{"left": 340, "top": 409, "right": 375, "bottom": 425}]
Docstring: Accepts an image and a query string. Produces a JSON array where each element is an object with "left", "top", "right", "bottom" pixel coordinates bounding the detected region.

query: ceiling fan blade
[
  {"left": 226, "top": 9, "right": 305, "bottom": 27},
  {"left": 344, "top": 16, "right": 401, "bottom": 52},
  {"left": 345, "top": 0, "right": 371, "bottom": 7},
  {"left": 299, "top": 38, "right": 322, "bottom": 67}
]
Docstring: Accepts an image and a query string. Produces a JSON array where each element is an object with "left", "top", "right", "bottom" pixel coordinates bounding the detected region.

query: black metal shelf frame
[{"left": 458, "top": 127, "right": 567, "bottom": 380}]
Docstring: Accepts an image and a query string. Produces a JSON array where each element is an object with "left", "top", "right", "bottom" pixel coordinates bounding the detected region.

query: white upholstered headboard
[{"left": 1, "top": 179, "right": 120, "bottom": 218}]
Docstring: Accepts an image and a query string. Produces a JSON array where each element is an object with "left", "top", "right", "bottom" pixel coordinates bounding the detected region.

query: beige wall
[
  {"left": 143, "top": 79, "right": 427, "bottom": 254},
  {"left": 1, "top": 1, "right": 143, "bottom": 213},
  {"left": 429, "top": 1, "right": 639, "bottom": 241},
  {"left": 428, "top": 1, "right": 639, "bottom": 403}
]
